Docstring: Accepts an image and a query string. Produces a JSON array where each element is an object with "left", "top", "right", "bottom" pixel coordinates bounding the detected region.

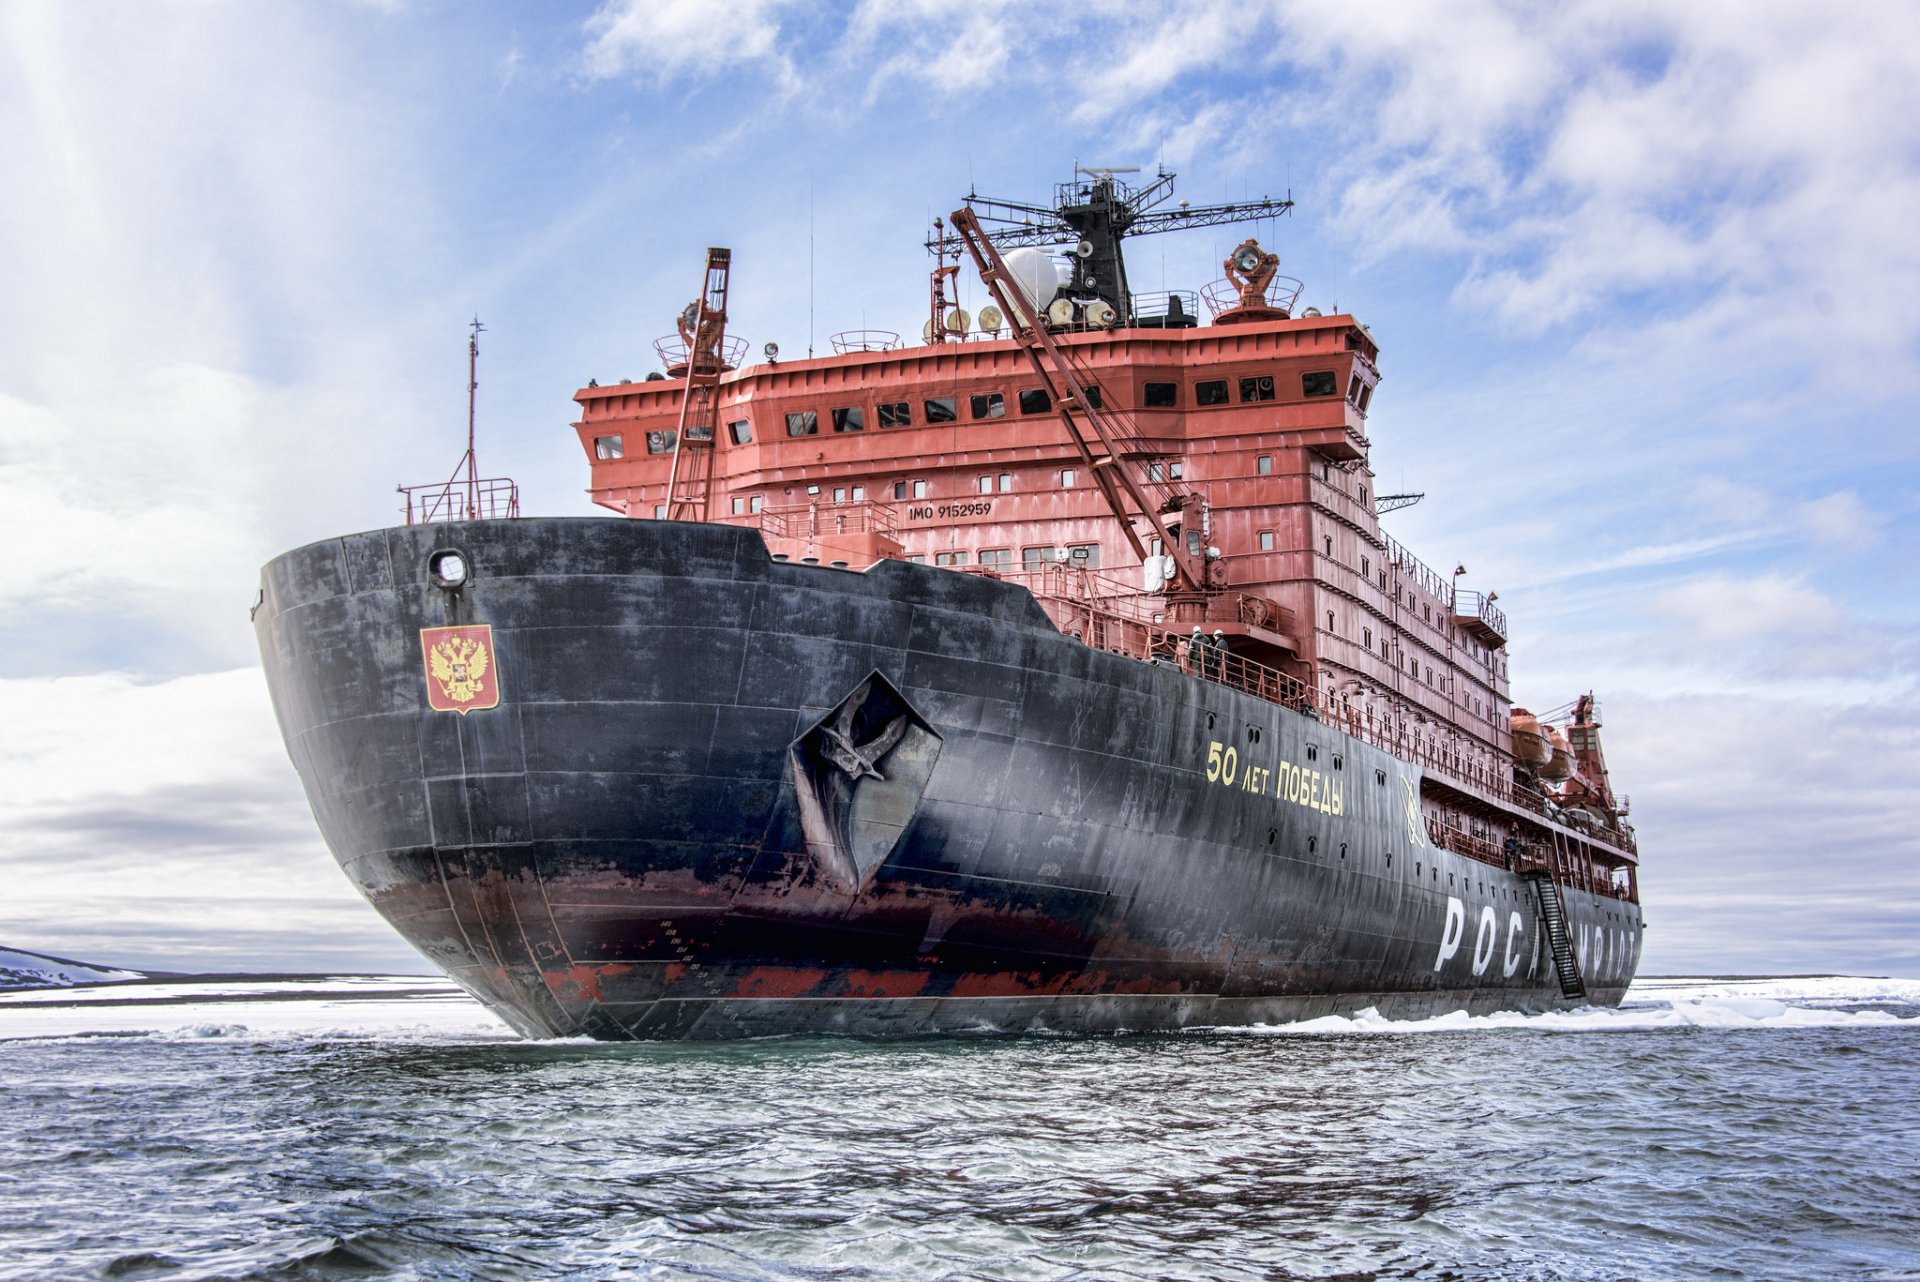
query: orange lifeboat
[
  {"left": 1510, "top": 708, "right": 1552, "bottom": 769},
  {"left": 1539, "top": 726, "right": 1576, "bottom": 783}
]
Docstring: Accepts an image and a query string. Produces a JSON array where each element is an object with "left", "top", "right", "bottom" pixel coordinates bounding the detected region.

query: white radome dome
[{"left": 1001, "top": 248, "right": 1060, "bottom": 319}]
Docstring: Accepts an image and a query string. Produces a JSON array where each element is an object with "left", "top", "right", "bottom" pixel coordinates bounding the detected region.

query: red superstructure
[{"left": 569, "top": 169, "right": 1637, "bottom": 919}]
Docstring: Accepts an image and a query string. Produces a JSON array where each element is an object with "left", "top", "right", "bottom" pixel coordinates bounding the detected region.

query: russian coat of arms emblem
[{"left": 420, "top": 624, "right": 500, "bottom": 714}]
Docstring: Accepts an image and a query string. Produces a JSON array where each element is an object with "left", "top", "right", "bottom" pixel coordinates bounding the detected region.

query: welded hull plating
[{"left": 255, "top": 518, "right": 1643, "bottom": 1039}]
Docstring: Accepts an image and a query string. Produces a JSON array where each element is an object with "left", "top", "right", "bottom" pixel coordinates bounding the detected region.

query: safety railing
[
  {"left": 755, "top": 500, "right": 899, "bottom": 541},
  {"left": 399, "top": 477, "right": 520, "bottom": 525},
  {"left": 1200, "top": 274, "right": 1305, "bottom": 318},
  {"left": 1009, "top": 572, "right": 1638, "bottom": 871},
  {"left": 652, "top": 334, "right": 749, "bottom": 373}
]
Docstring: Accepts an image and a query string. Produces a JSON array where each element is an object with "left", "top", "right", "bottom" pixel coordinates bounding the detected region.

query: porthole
[
  {"left": 428, "top": 548, "right": 470, "bottom": 591},
  {"left": 1339, "top": 842, "right": 1348, "bottom": 861},
  {"left": 1307, "top": 744, "right": 1319, "bottom": 762},
  {"left": 1267, "top": 827, "right": 1278, "bottom": 847},
  {"left": 1308, "top": 835, "right": 1317, "bottom": 854},
  {"left": 1333, "top": 754, "right": 1343, "bottom": 771},
  {"left": 1375, "top": 769, "right": 1387, "bottom": 785},
  {"left": 1206, "top": 712, "right": 1216, "bottom": 730}
]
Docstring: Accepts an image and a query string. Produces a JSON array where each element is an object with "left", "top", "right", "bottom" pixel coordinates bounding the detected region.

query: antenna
[
  {"left": 464, "top": 315, "right": 485, "bottom": 519},
  {"left": 396, "top": 316, "right": 520, "bottom": 525}
]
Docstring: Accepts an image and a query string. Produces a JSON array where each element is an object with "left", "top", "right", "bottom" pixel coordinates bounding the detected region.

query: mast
[
  {"left": 464, "top": 316, "right": 484, "bottom": 519},
  {"left": 940, "top": 167, "right": 1293, "bottom": 323}
]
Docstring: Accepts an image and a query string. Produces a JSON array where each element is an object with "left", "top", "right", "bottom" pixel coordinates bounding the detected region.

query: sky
[{"left": 1, "top": 0, "right": 1915, "bottom": 977}]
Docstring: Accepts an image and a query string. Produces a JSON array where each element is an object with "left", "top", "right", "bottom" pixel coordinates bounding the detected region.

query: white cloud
[
  {"left": 1797, "top": 491, "right": 1882, "bottom": 550},
  {"left": 581, "top": 0, "right": 799, "bottom": 88}
]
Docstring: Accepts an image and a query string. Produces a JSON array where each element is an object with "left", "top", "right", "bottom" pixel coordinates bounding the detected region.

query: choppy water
[{"left": 3, "top": 977, "right": 1918, "bottom": 1281}]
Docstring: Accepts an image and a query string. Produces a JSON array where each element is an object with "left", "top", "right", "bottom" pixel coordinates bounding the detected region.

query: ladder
[
  {"left": 664, "top": 248, "right": 732, "bottom": 523},
  {"left": 1524, "top": 869, "right": 1587, "bottom": 999}
]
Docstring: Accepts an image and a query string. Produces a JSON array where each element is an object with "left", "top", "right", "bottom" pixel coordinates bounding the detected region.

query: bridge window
[
  {"left": 1196, "top": 379, "right": 1229, "bottom": 406},
  {"left": 924, "top": 397, "right": 957, "bottom": 424},
  {"left": 1349, "top": 374, "right": 1364, "bottom": 403},
  {"left": 1302, "top": 370, "right": 1338, "bottom": 397},
  {"left": 979, "top": 548, "right": 1012, "bottom": 568},
  {"left": 1146, "top": 462, "right": 1164, "bottom": 482},
  {"left": 1144, "top": 382, "right": 1178, "bottom": 407},
  {"left": 731, "top": 497, "right": 746, "bottom": 515},
  {"left": 726, "top": 420, "right": 753, "bottom": 445},
  {"left": 1066, "top": 543, "right": 1101, "bottom": 567},
  {"left": 1363, "top": 626, "right": 1373, "bottom": 647},
  {"left": 1082, "top": 384, "right": 1103, "bottom": 408},
  {"left": 1169, "top": 461, "right": 1184, "bottom": 480},
  {"left": 935, "top": 551, "right": 968, "bottom": 566},
  {"left": 831, "top": 406, "right": 864, "bottom": 432},
  {"left": 1324, "top": 535, "right": 1333, "bottom": 556},
  {"left": 893, "top": 481, "right": 908, "bottom": 500},
  {"left": 833, "top": 487, "right": 846, "bottom": 503},
  {"left": 997, "top": 473, "right": 1013, "bottom": 492},
  {"left": 1240, "top": 375, "right": 1275, "bottom": 402},
  {"left": 645, "top": 431, "right": 676, "bottom": 454},
  {"left": 1361, "top": 555, "right": 1370, "bottom": 577},
  {"left": 1059, "top": 468, "right": 1076, "bottom": 488},
  {"left": 1018, "top": 388, "right": 1051, "bottom": 415},
  {"left": 1022, "top": 546, "right": 1054, "bottom": 568},
  {"left": 749, "top": 495, "right": 764, "bottom": 513},
  {"left": 851, "top": 485, "right": 865, "bottom": 501},
  {"left": 877, "top": 402, "right": 911, "bottom": 428},
  {"left": 1258, "top": 530, "right": 1275, "bottom": 551},
  {"left": 913, "top": 479, "right": 929, "bottom": 499},
  {"left": 1327, "top": 611, "right": 1336, "bottom": 632},
  {"left": 785, "top": 411, "right": 818, "bottom": 436},
  {"left": 593, "top": 434, "right": 624, "bottom": 459},
  {"left": 977, "top": 476, "right": 993, "bottom": 494},
  {"left": 1256, "top": 455, "right": 1273, "bottom": 475},
  {"left": 653, "top": 503, "right": 667, "bottom": 518},
  {"left": 970, "top": 392, "right": 1006, "bottom": 420}
]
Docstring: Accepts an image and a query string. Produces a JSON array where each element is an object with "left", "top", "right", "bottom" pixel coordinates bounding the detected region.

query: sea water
[{"left": 2, "top": 976, "right": 1916, "bottom": 1281}]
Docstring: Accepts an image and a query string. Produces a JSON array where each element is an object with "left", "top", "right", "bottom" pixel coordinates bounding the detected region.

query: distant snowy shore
[{"left": 0, "top": 946, "right": 146, "bottom": 991}]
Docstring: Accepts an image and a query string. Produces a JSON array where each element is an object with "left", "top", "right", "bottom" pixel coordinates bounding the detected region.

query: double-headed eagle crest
[{"left": 420, "top": 625, "right": 500, "bottom": 714}]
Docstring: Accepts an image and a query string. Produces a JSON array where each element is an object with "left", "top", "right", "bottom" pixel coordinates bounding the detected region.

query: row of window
[
  {"left": 785, "top": 389, "right": 1062, "bottom": 437},
  {"left": 918, "top": 544, "right": 1103, "bottom": 569},
  {"left": 589, "top": 368, "right": 1352, "bottom": 459}
]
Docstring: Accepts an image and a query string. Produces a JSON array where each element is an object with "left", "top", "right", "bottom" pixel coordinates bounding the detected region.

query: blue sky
[{"left": 2, "top": 1, "right": 1915, "bottom": 976}]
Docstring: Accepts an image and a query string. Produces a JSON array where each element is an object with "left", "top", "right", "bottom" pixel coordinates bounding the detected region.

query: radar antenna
[{"left": 930, "top": 167, "right": 1293, "bottom": 324}]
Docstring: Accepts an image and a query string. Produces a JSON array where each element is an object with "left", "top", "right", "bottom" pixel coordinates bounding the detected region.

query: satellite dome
[{"left": 1002, "top": 248, "right": 1060, "bottom": 319}]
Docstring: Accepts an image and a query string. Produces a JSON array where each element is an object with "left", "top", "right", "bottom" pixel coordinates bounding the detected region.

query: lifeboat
[
  {"left": 1539, "top": 726, "right": 1576, "bottom": 783},
  {"left": 1510, "top": 707, "right": 1553, "bottom": 768}
]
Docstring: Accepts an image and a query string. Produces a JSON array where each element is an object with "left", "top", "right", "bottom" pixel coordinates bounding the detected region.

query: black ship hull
[{"left": 255, "top": 518, "right": 1643, "bottom": 1039}]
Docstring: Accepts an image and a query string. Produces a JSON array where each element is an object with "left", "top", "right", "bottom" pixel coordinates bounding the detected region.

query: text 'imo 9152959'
[{"left": 255, "top": 165, "right": 1642, "bottom": 1039}]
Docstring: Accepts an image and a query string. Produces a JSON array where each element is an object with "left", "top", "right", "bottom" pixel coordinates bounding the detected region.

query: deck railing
[
  {"left": 399, "top": 477, "right": 520, "bottom": 525},
  {"left": 1001, "top": 570, "right": 1639, "bottom": 875}
]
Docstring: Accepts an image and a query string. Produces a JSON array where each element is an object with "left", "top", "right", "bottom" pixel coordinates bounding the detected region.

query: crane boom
[
  {"left": 663, "top": 248, "right": 732, "bottom": 523},
  {"left": 948, "top": 205, "right": 1209, "bottom": 595}
]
